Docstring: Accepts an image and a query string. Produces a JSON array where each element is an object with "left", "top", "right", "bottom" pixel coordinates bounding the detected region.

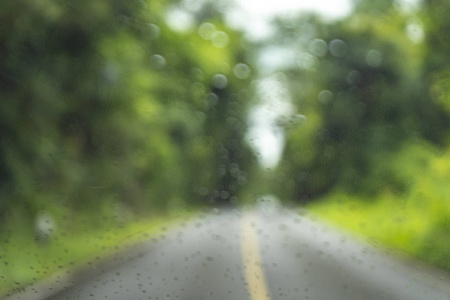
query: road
[{"left": 5, "top": 207, "right": 450, "bottom": 300}]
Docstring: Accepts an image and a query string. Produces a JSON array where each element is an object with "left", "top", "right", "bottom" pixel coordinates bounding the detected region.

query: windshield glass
[{"left": 1, "top": 0, "right": 450, "bottom": 299}]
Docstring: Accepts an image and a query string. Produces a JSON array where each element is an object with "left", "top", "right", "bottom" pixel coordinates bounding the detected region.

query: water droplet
[
  {"left": 139, "top": 0, "right": 147, "bottom": 10},
  {"left": 102, "top": 62, "right": 121, "bottom": 84},
  {"left": 148, "top": 23, "right": 160, "bottom": 39},
  {"left": 294, "top": 114, "right": 307, "bottom": 125},
  {"left": 233, "top": 63, "right": 251, "bottom": 79},
  {"left": 198, "top": 22, "right": 216, "bottom": 40},
  {"left": 211, "top": 74, "right": 228, "bottom": 89},
  {"left": 317, "top": 90, "right": 333, "bottom": 104},
  {"left": 297, "top": 53, "right": 319, "bottom": 70},
  {"left": 308, "top": 39, "right": 328, "bottom": 57},
  {"left": 206, "top": 92, "right": 218, "bottom": 105},
  {"left": 366, "top": 49, "right": 383, "bottom": 67},
  {"left": 212, "top": 189, "right": 220, "bottom": 198},
  {"left": 220, "top": 191, "right": 229, "bottom": 199},
  {"left": 211, "top": 31, "right": 229, "bottom": 48},
  {"left": 237, "top": 175, "right": 247, "bottom": 186},
  {"left": 256, "top": 195, "right": 280, "bottom": 215},
  {"left": 347, "top": 70, "right": 361, "bottom": 85},
  {"left": 329, "top": 39, "right": 347, "bottom": 57},
  {"left": 150, "top": 54, "right": 166, "bottom": 69}
]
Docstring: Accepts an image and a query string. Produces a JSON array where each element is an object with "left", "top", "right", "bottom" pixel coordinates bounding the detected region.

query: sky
[
  {"left": 236, "top": 0, "right": 352, "bottom": 17},
  {"left": 227, "top": 0, "right": 354, "bottom": 168},
  {"left": 167, "top": 0, "right": 354, "bottom": 38},
  {"left": 228, "top": 0, "right": 352, "bottom": 40},
  {"left": 230, "top": 0, "right": 421, "bottom": 40}
]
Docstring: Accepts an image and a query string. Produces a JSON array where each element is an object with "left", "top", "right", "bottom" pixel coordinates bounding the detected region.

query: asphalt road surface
[{"left": 6, "top": 207, "right": 450, "bottom": 300}]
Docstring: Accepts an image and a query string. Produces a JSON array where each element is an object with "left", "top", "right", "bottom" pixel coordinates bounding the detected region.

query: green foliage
[
  {"left": 0, "top": 0, "right": 258, "bottom": 291},
  {"left": 272, "top": 6, "right": 449, "bottom": 202},
  {"left": 422, "top": 0, "right": 450, "bottom": 73},
  {"left": 0, "top": 0, "right": 257, "bottom": 227},
  {"left": 308, "top": 141, "right": 450, "bottom": 271},
  {"left": 419, "top": 217, "right": 450, "bottom": 270},
  {"left": 268, "top": 1, "right": 450, "bottom": 271},
  {"left": 0, "top": 211, "right": 191, "bottom": 296}
]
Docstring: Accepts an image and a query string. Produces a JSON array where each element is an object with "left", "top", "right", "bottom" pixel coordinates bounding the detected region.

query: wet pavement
[{"left": 5, "top": 208, "right": 450, "bottom": 300}]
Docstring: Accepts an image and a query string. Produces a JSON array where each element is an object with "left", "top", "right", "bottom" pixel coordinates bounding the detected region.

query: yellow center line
[{"left": 240, "top": 211, "right": 272, "bottom": 300}]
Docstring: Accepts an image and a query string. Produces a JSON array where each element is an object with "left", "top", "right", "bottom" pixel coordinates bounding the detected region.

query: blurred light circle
[
  {"left": 102, "top": 62, "right": 121, "bottom": 84},
  {"left": 147, "top": 23, "right": 160, "bottom": 39},
  {"left": 206, "top": 92, "right": 218, "bottom": 105},
  {"left": 220, "top": 190, "right": 229, "bottom": 199},
  {"left": 297, "top": 52, "right": 319, "bottom": 70},
  {"left": 150, "top": 54, "right": 166, "bottom": 69},
  {"left": 233, "top": 63, "right": 251, "bottom": 79},
  {"left": 211, "top": 31, "right": 229, "bottom": 48},
  {"left": 198, "top": 22, "right": 216, "bottom": 40},
  {"left": 318, "top": 90, "right": 333, "bottom": 104},
  {"left": 308, "top": 39, "right": 328, "bottom": 57},
  {"left": 294, "top": 114, "right": 307, "bottom": 125},
  {"left": 366, "top": 49, "right": 383, "bottom": 67},
  {"left": 347, "top": 70, "right": 361, "bottom": 85},
  {"left": 212, "top": 74, "right": 228, "bottom": 89},
  {"left": 329, "top": 39, "right": 347, "bottom": 57}
]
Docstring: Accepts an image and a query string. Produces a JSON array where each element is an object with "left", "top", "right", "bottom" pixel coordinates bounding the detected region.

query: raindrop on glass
[
  {"left": 198, "top": 22, "right": 216, "bottom": 40},
  {"left": 294, "top": 114, "right": 307, "bottom": 125},
  {"left": 148, "top": 23, "right": 160, "bottom": 39},
  {"left": 347, "top": 70, "right": 361, "bottom": 85},
  {"left": 207, "top": 92, "right": 218, "bottom": 105},
  {"left": 329, "top": 39, "right": 347, "bottom": 57},
  {"left": 233, "top": 63, "right": 251, "bottom": 79},
  {"left": 102, "top": 62, "right": 121, "bottom": 84},
  {"left": 308, "top": 39, "right": 328, "bottom": 57},
  {"left": 220, "top": 191, "right": 229, "bottom": 199},
  {"left": 317, "top": 90, "right": 333, "bottom": 104},
  {"left": 150, "top": 54, "right": 166, "bottom": 69},
  {"left": 366, "top": 49, "right": 383, "bottom": 67},
  {"left": 211, "top": 31, "right": 229, "bottom": 48},
  {"left": 297, "top": 53, "right": 319, "bottom": 70},
  {"left": 211, "top": 74, "right": 228, "bottom": 89}
]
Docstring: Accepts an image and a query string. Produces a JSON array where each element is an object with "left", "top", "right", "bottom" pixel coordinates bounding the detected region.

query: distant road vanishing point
[{"left": 5, "top": 208, "right": 450, "bottom": 300}]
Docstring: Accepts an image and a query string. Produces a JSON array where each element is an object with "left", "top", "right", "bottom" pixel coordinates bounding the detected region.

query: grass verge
[
  {"left": 0, "top": 209, "right": 196, "bottom": 298},
  {"left": 307, "top": 142, "right": 450, "bottom": 272}
]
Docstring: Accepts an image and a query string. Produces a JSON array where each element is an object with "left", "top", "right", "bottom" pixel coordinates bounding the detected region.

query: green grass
[
  {"left": 0, "top": 209, "right": 196, "bottom": 297},
  {"left": 307, "top": 192, "right": 431, "bottom": 253},
  {"left": 307, "top": 142, "right": 450, "bottom": 272}
]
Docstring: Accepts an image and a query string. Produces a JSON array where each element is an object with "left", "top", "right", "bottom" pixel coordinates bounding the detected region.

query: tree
[
  {"left": 270, "top": 7, "right": 449, "bottom": 202},
  {"left": 0, "top": 0, "right": 257, "bottom": 232}
]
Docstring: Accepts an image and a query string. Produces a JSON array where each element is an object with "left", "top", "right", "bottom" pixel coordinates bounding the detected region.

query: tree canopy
[
  {"left": 0, "top": 0, "right": 257, "bottom": 230},
  {"left": 269, "top": 1, "right": 450, "bottom": 202}
]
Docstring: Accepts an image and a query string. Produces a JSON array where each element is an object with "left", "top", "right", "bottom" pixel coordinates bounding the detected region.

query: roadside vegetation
[
  {"left": 0, "top": 209, "right": 194, "bottom": 296},
  {"left": 308, "top": 141, "right": 450, "bottom": 271},
  {"left": 0, "top": 0, "right": 255, "bottom": 295},
  {"left": 267, "top": 0, "right": 450, "bottom": 273}
]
